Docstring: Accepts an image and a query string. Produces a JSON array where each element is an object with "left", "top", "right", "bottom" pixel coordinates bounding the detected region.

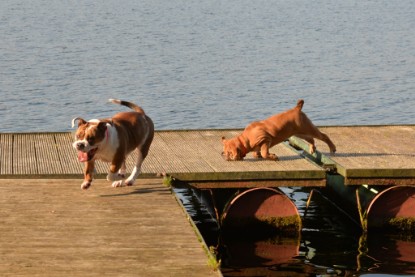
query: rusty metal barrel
[
  {"left": 220, "top": 187, "right": 301, "bottom": 234},
  {"left": 366, "top": 186, "right": 415, "bottom": 232}
]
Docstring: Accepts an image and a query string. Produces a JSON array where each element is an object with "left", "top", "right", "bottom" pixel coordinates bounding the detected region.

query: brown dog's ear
[
  {"left": 221, "top": 136, "right": 227, "bottom": 144},
  {"left": 71, "top": 117, "right": 87, "bottom": 128},
  {"left": 237, "top": 147, "right": 246, "bottom": 159}
]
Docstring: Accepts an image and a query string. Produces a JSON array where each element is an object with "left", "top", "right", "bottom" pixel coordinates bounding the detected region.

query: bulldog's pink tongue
[{"left": 78, "top": 151, "right": 88, "bottom": 162}]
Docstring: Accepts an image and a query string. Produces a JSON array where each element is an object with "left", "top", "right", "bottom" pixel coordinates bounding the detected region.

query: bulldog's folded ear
[
  {"left": 97, "top": 121, "right": 109, "bottom": 132},
  {"left": 71, "top": 117, "right": 87, "bottom": 128}
]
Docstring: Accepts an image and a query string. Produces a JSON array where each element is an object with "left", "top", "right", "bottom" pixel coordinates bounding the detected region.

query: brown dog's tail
[
  {"left": 109, "top": 99, "right": 145, "bottom": 114},
  {"left": 296, "top": 99, "right": 304, "bottom": 110}
]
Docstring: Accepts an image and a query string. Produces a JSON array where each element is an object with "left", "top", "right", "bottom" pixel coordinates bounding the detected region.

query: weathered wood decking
[
  {"left": 2, "top": 126, "right": 415, "bottom": 186},
  {"left": 289, "top": 125, "right": 415, "bottom": 185},
  {"left": 1, "top": 126, "right": 415, "bottom": 275},
  {"left": 0, "top": 130, "right": 326, "bottom": 187},
  {"left": 0, "top": 179, "right": 219, "bottom": 277}
]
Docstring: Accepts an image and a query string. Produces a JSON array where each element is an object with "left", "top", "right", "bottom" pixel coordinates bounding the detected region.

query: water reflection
[
  {"left": 176, "top": 186, "right": 415, "bottom": 276},
  {"left": 221, "top": 235, "right": 300, "bottom": 268},
  {"left": 219, "top": 226, "right": 359, "bottom": 276},
  {"left": 358, "top": 234, "right": 415, "bottom": 274},
  {"left": 220, "top": 232, "right": 415, "bottom": 276}
]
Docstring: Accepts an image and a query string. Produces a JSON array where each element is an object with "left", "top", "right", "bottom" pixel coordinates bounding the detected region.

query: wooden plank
[
  {"left": 0, "top": 134, "right": 13, "bottom": 175},
  {"left": 158, "top": 131, "right": 214, "bottom": 173},
  {"left": 54, "top": 133, "right": 84, "bottom": 176},
  {"left": 34, "top": 134, "right": 63, "bottom": 175},
  {"left": 0, "top": 179, "right": 218, "bottom": 277},
  {"left": 13, "top": 134, "right": 37, "bottom": 175},
  {"left": 145, "top": 132, "right": 189, "bottom": 174}
]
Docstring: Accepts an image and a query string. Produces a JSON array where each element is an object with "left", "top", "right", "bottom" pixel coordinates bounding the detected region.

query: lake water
[
  {"left": 1, "top": 0, "right": 415, "bottom": 275},
  {"left": 1, "top": 0, "right": 415, "bottom": 132}
]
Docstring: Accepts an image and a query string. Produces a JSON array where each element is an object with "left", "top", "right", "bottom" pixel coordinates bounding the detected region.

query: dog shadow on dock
[{"left": 99, "top": 186, "right": 171, "bottom": 198}]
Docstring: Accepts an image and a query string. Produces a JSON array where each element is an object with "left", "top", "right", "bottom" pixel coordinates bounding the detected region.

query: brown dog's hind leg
[
  {"left": 324, "top": 134, "right": 336, "bottom": 153},
  {"left": 314, "top": 131, "right": 336, "bottom": 153},
  {"left": 300, "top": 115, "right": 336, "bottom": 154},
  {"left": 301, "top": 128, "right": 336, "bottom": 154}
]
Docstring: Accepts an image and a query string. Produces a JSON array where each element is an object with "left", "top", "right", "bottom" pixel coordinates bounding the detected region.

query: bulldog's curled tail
[
  {"left": 296, "top": 99, "right": 304, "bottom": 110},
  {"left": 109, "top": 99, "right": 145, "bottom": 114}
]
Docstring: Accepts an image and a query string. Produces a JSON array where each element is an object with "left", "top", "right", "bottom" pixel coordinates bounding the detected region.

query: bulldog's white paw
[
  {"left": 81, "top": 181, "right": 91, "bottom": 190},
  {"left": 112, "top": 180, "right": 125, "bottom": 188},
  {"left": 125, "top": 178, "right": 135, "bottom": 186}
]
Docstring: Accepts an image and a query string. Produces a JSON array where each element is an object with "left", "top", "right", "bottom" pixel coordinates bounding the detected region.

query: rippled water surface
[
  {"left": 1, "top": 0, "right": 415, "bottom": 276},
  {"left": 1, "top": 0, "right": 415, "bottom": 132}
]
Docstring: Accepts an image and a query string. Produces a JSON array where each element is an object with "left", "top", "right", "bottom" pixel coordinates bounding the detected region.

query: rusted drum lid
[
  {"left": 221, "top": 187, "right": 301, "bottom": 233},
  {"left": 366, "top": 186, "right": 415, "bottom": 230}
]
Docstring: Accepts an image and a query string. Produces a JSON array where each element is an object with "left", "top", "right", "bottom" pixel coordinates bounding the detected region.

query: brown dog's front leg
[
  {"left": 82, "top": 160, "right": 95, "bottom": 190},
  {"left": 296, "top": 134, "right": 316, "bottom": 154},
  {"left": 260, "top": 143, "right": 278, "bottom": 161}
]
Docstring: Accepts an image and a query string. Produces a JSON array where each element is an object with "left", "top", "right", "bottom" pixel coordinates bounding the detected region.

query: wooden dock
[
  {"left": 0, "top": 179, "right": 219, "bottom": 277},
  {"left": 0, "top": 130, "right": 326, "bottom": 187},
  {"left": 2, "top": 127, "right": 414, "bottom": 187},
  {"left": 1, "top": 125, "right": 415, "bottom": 274}
]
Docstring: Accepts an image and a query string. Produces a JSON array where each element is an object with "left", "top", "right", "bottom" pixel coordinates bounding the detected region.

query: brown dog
[
  {"left": 221, "top": 99, "right": 336, "bottom": 161},
  {"left": 72, "top": 99, "right": 154, "bottom": 189}
]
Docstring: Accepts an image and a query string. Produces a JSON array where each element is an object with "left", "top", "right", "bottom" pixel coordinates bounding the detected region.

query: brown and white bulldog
[
  {"left": 72, "top": 99, "right": 154, "bottom": 189},
  {"left": 221, "top": 99, "right": 336, "bottom": 161}
]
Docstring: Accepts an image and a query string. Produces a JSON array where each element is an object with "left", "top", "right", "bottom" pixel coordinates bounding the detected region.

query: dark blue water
[
  {"left": 1, "top": 0, "right": 414, "bottom": 132},
  {"left": 1, "top": 0, "right": 415, "bottom": 275},
  {"left": 178, "top": 187, "right": 415, "bottom": 276}
]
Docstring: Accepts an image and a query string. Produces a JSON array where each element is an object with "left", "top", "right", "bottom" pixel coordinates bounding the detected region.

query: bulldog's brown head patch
[{"left": 72, "top": 118, "right": 108, "bottom": 162}]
